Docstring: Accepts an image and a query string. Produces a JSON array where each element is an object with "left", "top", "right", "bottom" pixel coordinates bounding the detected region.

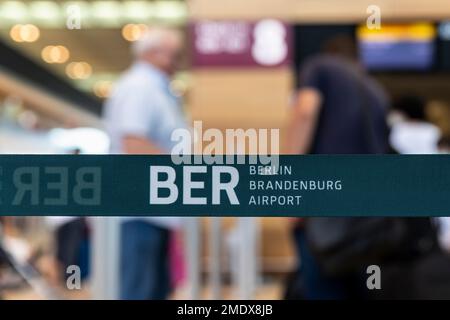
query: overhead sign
[{"left": 191, "top": 19, "right": 292, "bottom": 67}]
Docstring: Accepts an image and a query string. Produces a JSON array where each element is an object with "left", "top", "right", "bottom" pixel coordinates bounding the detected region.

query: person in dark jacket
[{"left": 285, "top": 35, "right": 440, "bottom": 300}]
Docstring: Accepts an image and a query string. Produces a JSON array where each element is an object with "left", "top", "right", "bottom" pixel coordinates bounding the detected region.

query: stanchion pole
[
  {"left": 237, "top": 217, "right": 256, "bottom": 300},
  {"left": 209, "top": 217, "right": 222, "bottom": 299},
  {"left": 185, "top": 217, "right": 201, "bottom": 299},
  {"left": 91, "top": 217, "right": 120, "bottom": 300}
]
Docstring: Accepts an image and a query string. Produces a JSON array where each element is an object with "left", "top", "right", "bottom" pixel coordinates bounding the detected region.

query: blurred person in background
[
  {"left": 438, "top": 136, "right": 450, "bottom": 153},
  {"left": 285, "top": 35, "right": 439, "bottom": 299},
  {"left": 286, "top": 35, "right": 389, "bottom": 155},
  {"left": 50, "top": 149, "right": 90, "bottom": 284},
  {"left": 103, "top": 26, "right": 186, "bottom": 300},
  {"left": 388, "top": 97, "right": 450, "bottom": 251},
  {"left": 389, "top": 95, "right": 441, "bottom": 154},
  {"left": 52, "top": 217, "right": 90, "bottom": 282},
  {"left": 286, "top": 35, "right": 390, "bottom": 299},
  {"left": 437, "top": 134, "right": 450, "bottom": 251}
]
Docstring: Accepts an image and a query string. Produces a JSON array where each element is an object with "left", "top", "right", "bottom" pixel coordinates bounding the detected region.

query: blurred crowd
[{"left": 1, "top": 24, "right": 450, "bottom": 300}]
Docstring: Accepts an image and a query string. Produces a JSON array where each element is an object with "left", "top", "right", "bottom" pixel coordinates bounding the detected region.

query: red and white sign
[{"left": 191, "top": 19, "right": 292, "bottom": 68}]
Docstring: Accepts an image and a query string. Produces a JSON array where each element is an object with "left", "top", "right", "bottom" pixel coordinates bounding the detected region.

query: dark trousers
[
  {"left": 294, "top": 228, "right": 367, "bottom": 299},
  {"left": 120, "top": 221, "right": 170, "bottom": 300},
  {"left": 56, "top": 218, "right": 90, "bottom": 280}
]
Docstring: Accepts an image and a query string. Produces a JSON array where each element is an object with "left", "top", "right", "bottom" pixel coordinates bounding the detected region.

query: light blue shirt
[
  {"left": 103, "top": 61, "right": 187, "bottom": 229},
  {"left": 104, "top": 61, "right": 187, "bottom": 154}
]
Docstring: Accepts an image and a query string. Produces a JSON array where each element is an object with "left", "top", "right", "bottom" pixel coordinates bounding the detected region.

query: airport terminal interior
[{"left": 1, "top": 0, "right": 450, "bottom": 300}]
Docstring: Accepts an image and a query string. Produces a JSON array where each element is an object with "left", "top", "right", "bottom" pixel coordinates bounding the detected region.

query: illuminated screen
[
  {"left": 439, "top": 22, "right": 450, "bottom": 70},
  {"left": 358, "top": 23, "right": 436, "bottom": 71}
]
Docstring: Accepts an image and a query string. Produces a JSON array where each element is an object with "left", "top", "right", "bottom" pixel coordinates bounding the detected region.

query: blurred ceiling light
[
  {"left": 0, "top": 1, "right": 28, "bottom": 22},
  {"left": 41, "top": 45, "right": 70, "bottom": 64},
  {"left": 153, "top": 1, "right": 187, "bottom": 22},
  {"left": 9, "top": 24, "right": 40, "bottom": 42},
  {"left": 0, "top": 1, "right": 188, "bottom": 30},
  {"left": 0, "top": 1, "right": 187, "bottom": 28},
  {"left": 91, "top": 1, "right": 121, "bottom": 26},
  {"left": 93, "top": 80, "right": 114, "bottom": 98},
  {"left": 29, "top": 1, "right": 61, "bottom": 26},
  {"left": 122, "top": 23, "right": 148, "bottom": 42},
  {"left": 9, "top": 24, "right": 23, "bottom": 42},
  {"left": 22, "top": 24, "right": 40, "bottom": 42},
  {"left": 66, "top": 62, "right": 92, "bottom": 80},
  {"left": 123, "top": 1, "right": 153, "bottom": 21}
]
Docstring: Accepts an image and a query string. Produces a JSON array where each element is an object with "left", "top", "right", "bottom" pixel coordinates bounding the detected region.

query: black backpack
[{"left": 305, "top": 217, "right": 437, "bottom": 277}]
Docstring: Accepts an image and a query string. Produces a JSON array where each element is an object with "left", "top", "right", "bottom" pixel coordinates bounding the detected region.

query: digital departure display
[{"left": 358, "top": 24, "right": 436, "bottom": 71}]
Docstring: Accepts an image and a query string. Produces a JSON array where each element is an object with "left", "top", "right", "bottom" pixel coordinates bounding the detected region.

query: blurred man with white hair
[{"left": 103, "top": 26, "right": 186, "bottom": 299}]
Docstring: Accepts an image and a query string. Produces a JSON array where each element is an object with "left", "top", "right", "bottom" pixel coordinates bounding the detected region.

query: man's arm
[
  {"left": 285, "top": 88, "right": 322, "bottom": 154},
  {"left": 122, "top": 135, "right": 164, "bottom": 154}
]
